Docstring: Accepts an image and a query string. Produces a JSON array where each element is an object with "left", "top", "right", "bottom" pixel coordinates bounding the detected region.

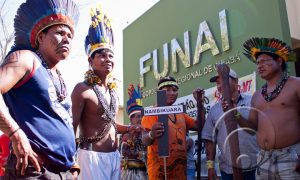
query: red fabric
[{"left": 0, "top": 134, "right": 10, "bottom": 176}]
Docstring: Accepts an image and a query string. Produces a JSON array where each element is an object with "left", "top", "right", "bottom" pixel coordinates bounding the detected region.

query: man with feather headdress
[
  {"left": 71, "top": 5, "right": 142, "bottom": 180},
  {"left": 223, "top": 37, "right": 300, "bottom": 179},
  {"left": 0, "top": 0, "right": 80, "bottom": 179}
]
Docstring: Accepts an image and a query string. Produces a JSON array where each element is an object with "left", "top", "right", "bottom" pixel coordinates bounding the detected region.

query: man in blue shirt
[
  {"left": 202, "top": 68, "right": 259, "bottom": 180},
  {"left": 0, "top": 0, "right": 80, "bottom": 179}
]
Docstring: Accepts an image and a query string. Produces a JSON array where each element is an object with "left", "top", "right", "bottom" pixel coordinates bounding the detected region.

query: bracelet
[
  {"left": 70, "top": 163, "right": 80, "bottom": 175},
  {"left": 9, "top": 127, "right": 21, "bottom": 138},
  {"left": 148, "top": 131, "right": 154, "bottom": 140},
  {"left": 234, "top": 111, "right": 241, "bottom": 119},
  {"left": 126, "top": 126, "right": 130, "bottom": 133},
  {"left": 207, "top": 160, "right": 214, "bottom": 169}
]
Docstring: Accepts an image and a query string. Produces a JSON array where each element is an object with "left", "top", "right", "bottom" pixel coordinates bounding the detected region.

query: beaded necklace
[
  {"left": 261, "top": 72, "right": 289, "bottom": 102},
  {"left": 79, "top": 70, "right": 118, "bottom": 144},
  {"left": 36, "top": 51, "right": 67, "bottom": 102}
]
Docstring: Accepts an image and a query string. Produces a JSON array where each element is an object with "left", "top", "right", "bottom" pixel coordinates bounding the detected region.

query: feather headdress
[
  {"left": 84, "top": 4, "right": 114, "bottom": 57},
  {"left": 126, "top": 84, "right": 143, "bottom": 118},
  {"left": 13, "top": 0, "right": 79, "bottom": 50},
  {"left": 243, "top": 37, "right": 296, "bottom": 63}
]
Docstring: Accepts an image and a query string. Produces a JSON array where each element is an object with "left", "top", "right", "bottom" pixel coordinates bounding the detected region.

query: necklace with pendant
[
  {"left": 261, "top": 72, "right": 289, "bottom": 102},
  {"left": 36, "top": 51, "right": 67, "bottom": 102}
]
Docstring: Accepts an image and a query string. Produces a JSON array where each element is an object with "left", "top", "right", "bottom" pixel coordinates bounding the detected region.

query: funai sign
[
  {"left": 123, "top": 0, "right": 292, "bottom": 173},
  {"left": 140, "top": 10, "right": 230, "bottom": 88},
  {"left": 124, "top": 0, "right": 290, "bottom": 103}
]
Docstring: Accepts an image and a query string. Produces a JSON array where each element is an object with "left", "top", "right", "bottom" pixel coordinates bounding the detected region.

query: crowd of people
[{"left": 0, "top": 0, "right": 299, "bottom": 180}]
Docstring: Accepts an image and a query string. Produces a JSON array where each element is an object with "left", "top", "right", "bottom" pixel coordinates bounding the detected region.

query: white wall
[{"left": 286, "top": 0, "right": 300, "bottom": 40}]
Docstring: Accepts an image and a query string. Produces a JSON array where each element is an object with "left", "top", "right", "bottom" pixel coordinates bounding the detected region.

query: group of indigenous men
[{"left": 0, "top": 0, "right": 300, "bottom": 180}]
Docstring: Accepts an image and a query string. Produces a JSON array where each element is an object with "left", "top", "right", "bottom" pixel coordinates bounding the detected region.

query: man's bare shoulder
[
  {"left": 71, "top": 82, "right": 95, "bottom": 110},
  {"left": 0, "top": 50, "right": 37, "bottom": 93},
  {"left": 250, "top": 90, "right": 261, "bottom": 106},
  {"left": 288, "top": 76, "right": 300, "bottom": 84},
  {"left": 287, "top": 76, "right": 300, "bottom": 100},
  {"left": 2, "top": 50, "right": 35, "bottom": 67},
  {"left": 252, "top": 90, "right": 261, "bottom": 97},
  {"left": 72, "top": 82, "right": 92, "bottom": 95}
]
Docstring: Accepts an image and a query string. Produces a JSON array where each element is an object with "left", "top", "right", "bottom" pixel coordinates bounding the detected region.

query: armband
[
  {"left": 206, "top": 160, "right": 214, "bottom": 169},
  {"left": 70, "top": 163, "right": 80, "bottom": 175},
  {"left": 9, "top": 127, "right": 21, "bottom": 138}
]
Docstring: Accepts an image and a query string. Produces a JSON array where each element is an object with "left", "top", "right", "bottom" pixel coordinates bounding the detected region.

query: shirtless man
[
  {"left": 71, "top": 6, "right": 140, "bottom": 180},
  {"left": 224, "top": 37, "right": 300, "bottom": 179}
]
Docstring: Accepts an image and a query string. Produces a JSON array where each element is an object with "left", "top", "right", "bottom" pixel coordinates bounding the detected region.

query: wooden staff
[
  {"left": 217, "top": 64, "right": 243, "bottom": 180},
  {"left": 156, "top": 90, "right": 169, "bottom": 180},
  {"left": 195, "top": 89, "right": 205, "bottom": 180}
]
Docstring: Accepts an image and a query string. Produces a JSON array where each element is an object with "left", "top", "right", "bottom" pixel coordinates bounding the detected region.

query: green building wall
[{"left": 123, "top": 0, "right": 294, "bottom": 124}]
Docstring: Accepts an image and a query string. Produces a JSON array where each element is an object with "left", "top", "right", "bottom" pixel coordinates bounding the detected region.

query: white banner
[
  {"left": 143, "top": 105, "right": 184, "bottom": 116},
  {"left": 174, "top": 72, "right": 256, "bottom": 119}
]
